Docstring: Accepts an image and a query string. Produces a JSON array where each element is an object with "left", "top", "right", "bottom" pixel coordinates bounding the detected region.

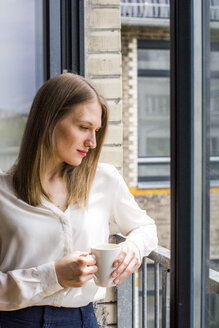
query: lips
[{"left": 77, "top": 150, "right": 88, "bottom": 157}]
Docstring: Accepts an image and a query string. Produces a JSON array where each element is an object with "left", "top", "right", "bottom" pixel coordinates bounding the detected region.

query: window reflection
[
  {"left": 138, "top": 49, "right": 170, "bottom": 70},
  {"left": 205, "top": 12, "right": 219, "bottom": 328},
  {"left": 210, "top": 50, "right": 219, "bottom": 181},
  {"left": 0, "top": 0, "right": 43, "bottom": 171},
  {"left": 209, "top": 44, "right": 219, "bottom": 268}
]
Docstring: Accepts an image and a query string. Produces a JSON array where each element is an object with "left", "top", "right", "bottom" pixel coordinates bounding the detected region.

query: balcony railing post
[
  {"left": 162, "top": 267, "right": 171, "bottom": 328},
  {"left": 154, "top": 263, "right": 160, "bottom": 328},
  {"left": 142, "top": 257, "right": 148, "bottom": 328},
  {"left": 132, "top": 271, "right": 137, "bottom": 328},
  {"left": 166, "top": 270, "right": 170, "bottom": 327}
]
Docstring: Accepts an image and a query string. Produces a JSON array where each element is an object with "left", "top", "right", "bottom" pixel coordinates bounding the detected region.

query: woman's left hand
[{"left": 112, "top": 240, "right": 141, "bottom": 285}]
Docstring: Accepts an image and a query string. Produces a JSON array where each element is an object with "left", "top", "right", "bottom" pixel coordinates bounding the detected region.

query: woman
[{"left": 0, "top": 73, "right": 158, "bottom": 327}]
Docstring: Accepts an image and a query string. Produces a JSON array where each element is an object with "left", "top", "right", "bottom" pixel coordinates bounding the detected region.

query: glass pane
[
  {"left": 205, "top": 8, "right": 219, "bottom": 328},
  {"left": 210, "top": 161, "right": 219, "bottom": 181},
  {"left": 211, "top": 50, "right": 219, "bottom": 71},
  {"left": 122, "top": 21, "right": 171, "bottom": 327},
  {"left": 138, "top": 49, "right": 170, "bottom": 70},
  {"left": 210, "top": 42, "right": 219, "bottom": 269},
  {"left": 138, "top": 164, "right": 170, "bottom": 182},
  {"left": 138, "top": 76, "right": 170, "bottom": 157},
  {"left": 210, "top": 76, "right": 219, "bottom": 181},
  {"left": 0, "top": 0, "right": 43, "bottom": 171}
]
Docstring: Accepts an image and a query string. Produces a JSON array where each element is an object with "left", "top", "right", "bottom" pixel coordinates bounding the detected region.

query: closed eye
[
  {"left": 80, "top": 126, "right": 89, "bottom": 130},
  {"left": 80, "top": 126, "right": 101, "bottom": 133}
]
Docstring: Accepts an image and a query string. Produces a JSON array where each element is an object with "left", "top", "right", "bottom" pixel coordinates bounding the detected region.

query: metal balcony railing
[
  {"left": 120, "top": 0, "right": 219, "bottom": 21},
  {"left": 114, "top": 235, "right": 219, "bottom": 328},
  {"left": 121, "top": 0, "right": 170, "bottom": 19}
]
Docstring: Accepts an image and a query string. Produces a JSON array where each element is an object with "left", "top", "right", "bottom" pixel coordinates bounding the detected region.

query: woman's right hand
[{"left": 54, "top": 251, "right": 97, "bottom": 288}]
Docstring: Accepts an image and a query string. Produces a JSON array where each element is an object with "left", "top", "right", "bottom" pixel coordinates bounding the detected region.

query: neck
[{"left": 44, "top": 158, "right": 63, "bottom": 182}]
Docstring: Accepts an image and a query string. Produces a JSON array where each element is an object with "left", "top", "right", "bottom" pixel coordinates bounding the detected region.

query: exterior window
[
  {"left": 0, "top": 0, "right": 43, "bottom": 171},
  {"left": 137, "top": 40, "right": 170, "bottom": 186}
]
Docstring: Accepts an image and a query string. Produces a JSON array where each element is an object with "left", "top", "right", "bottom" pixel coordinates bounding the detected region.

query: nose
[{"left": 85, "top": 131, "right": 97, "bottom": 149}]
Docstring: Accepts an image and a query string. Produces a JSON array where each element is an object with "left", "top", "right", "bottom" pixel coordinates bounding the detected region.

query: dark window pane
[
  {"left": 138, "top": 163, "right": 170, "bottom": 181},
  {"left": 138, "top": 49, "right": 170, "bottom": 70}
]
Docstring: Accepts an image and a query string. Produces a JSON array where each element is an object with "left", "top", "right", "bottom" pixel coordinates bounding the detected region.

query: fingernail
[
  {"left": 112, "top": 272, "right": 117, "bottom": 278},
  {"left": 114, "top": 262, "right": 118, "bottom": 267},
  {"left": 114, "top": 278, "right": 119, "bottom": 284}
]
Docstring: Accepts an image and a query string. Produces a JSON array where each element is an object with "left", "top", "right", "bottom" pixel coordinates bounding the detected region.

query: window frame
[{"left": 43, "top": 0, "right": 85, "bottom": 80}]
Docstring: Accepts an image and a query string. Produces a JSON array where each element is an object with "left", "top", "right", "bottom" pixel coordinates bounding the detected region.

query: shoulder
[
  {"left": 93, "top": 163, "right": 123, "bottom": 189},
  {"left": 96, "top": 162, "right": 121, "bottom": 180},
  {"left": 0, "top": 170, "right": 13, "bottom": 192}
]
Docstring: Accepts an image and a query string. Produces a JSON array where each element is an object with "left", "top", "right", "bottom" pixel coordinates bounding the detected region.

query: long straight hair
[{"left": 12, "top": 73, "right": 108, "bottom": 208}]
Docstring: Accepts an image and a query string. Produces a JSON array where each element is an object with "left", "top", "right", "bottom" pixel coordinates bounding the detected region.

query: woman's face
[{"left": 53, "top": 100, "right": 102, "bottom": 167}]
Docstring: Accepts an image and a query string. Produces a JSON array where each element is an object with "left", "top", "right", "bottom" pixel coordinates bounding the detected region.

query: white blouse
[{"left": 0, "top": 163, "right": 158, "bottom": 311}]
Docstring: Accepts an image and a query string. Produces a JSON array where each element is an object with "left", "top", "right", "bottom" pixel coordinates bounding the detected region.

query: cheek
[
  {"left": 55, "top": 127, "right": 80, "bottom": 151},
  {"left": 54, "top": 127, "right": 69, "bottom": 150}
]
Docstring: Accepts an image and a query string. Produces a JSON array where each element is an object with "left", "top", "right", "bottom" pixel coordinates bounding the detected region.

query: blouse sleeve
[
  {"left": 111, "top": 170, "right": 158, "bottom": 259},
  {"left": 0, "top": 262, "right": 63, "bottom": 310}
]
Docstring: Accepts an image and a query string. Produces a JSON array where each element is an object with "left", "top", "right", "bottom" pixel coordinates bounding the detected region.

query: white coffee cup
[{"left": 91, "top": 243, "right": 121, "bottom": 287}]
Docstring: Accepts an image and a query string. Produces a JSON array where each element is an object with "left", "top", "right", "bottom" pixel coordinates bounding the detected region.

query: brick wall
[
  {"left": 86, "top": 0, "right": 123, "bottom": 172},
  {"left": 122, "top": 34, "right": 138, "bottom": 186},
  {"left": 85, "top": 1, "right": 122, "bottom": 327}
]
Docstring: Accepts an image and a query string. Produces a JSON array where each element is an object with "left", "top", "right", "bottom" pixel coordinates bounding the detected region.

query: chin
[{"left": 66, "top": 159, "right": 83, "bottom": 167}]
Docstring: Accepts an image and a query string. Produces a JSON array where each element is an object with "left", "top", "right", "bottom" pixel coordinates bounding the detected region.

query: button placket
[
  {"left": 41, "top": 198, "right": 73, "bottom": 255},
  {"left": 40, "top": 199, "right": 73, "bottom": 306}
]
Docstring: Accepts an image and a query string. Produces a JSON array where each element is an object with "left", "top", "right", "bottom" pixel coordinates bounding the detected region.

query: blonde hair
[{"left": 12, "top": 73, "right": 108, "bottom": 208}]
